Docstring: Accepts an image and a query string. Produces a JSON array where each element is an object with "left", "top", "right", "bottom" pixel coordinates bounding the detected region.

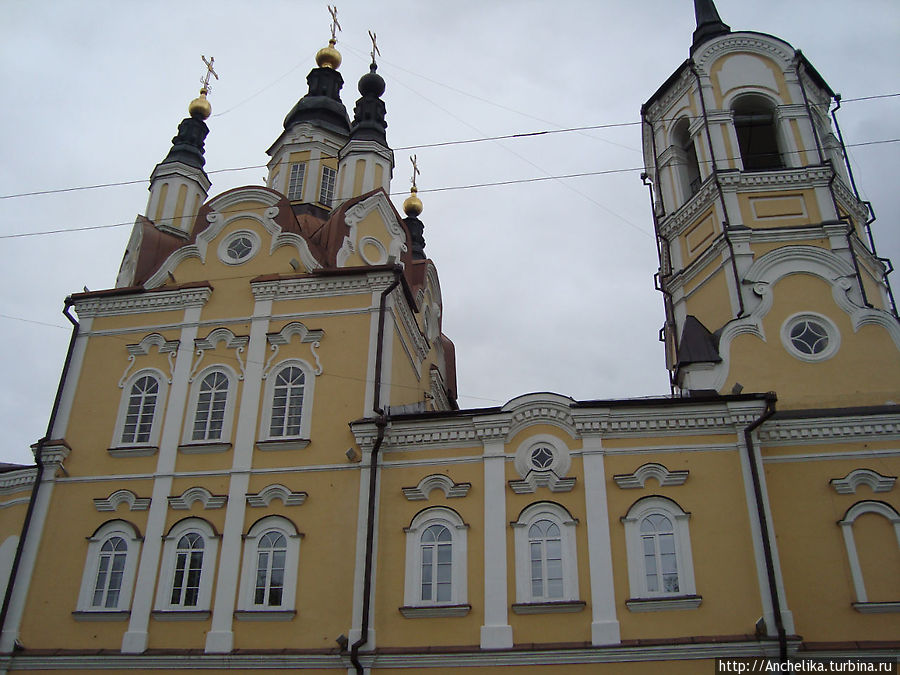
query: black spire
[
  {"left": 692, "top": 0, "right": 731, "bottom": 52},
  {"left": 161, "top": 115, "right": 209, "bottom": 169},
  {"left": 283, "top": 66, "right": 351, "bottom": 136},
  {"left": 350, "top": 62, "right": 388, "bottom": 145}
]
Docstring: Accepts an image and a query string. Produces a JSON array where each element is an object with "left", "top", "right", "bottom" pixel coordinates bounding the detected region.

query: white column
[
  {"left": 0, "top": 448, "right": 69, "bottom": 652},
  {"left": 581, "top": 436, "right": 620, "bottom": 646},
  {"left": 205, "top": 299, "right": 271, "bottom": 653},
  {"left": 122, "top": 305, "right": 202, "bottom": 653},
  {"left": 480, "top": 437, "right": 513, "bottom": 649}
]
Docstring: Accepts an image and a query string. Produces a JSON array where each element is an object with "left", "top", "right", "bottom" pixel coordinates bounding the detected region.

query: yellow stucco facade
[{"left": 0, "top": 3, "right": 898, "bottom": 674}]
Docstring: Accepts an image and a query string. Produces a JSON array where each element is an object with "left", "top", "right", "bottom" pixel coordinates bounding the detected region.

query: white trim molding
[
  {"left": 511, "top": 502, "right": 580, "bottom": 608},
  {"left": 154, "top": 518, "right": 220, "bottom": 614},
  {"left": 402, "top": 474, "right": 471, "bottom": 501},
  {"left": 510, "top": 433, "right": 576, "bottom": 494},
  {"left": 168, "top": 486, "right": 227, "bottom": 510},
  {"left": 75, "top": 520, "right": 142, "bottom": 616},
  {"left": 401, "top": 506, "right": 469, "bottom": 614},
  {"left": 93, "top": 489, "right": 151, "bottom": 512},
  {"left": 622, "top": 496, "right": 698, "bottom": 608},
  {"left": 246, "top": 484, "right": 308, "bottom": 507},
  {"left": 838, "top": 500, "right": 900, "bottom": 609},
  {"left": 236, "top": 515, "right": 302, "bottom": 616},
  {"left": 831, "top": 469, "right": 896, "bottom": 495},
  {"left": 613, "top": 463, "right": 689, "bottom": 489}
]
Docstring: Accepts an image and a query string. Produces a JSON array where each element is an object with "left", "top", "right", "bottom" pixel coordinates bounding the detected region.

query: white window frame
[
  {"left": 218, "top": 229, "right": 261, "bottom": 266},
  {"left": 512, "top": 502, "right": 582, "bottom": 613},
  {"left": 259, "top": 359, "right": 316, "bottom": 446},
  {"left": 75, "top": 520, "right": 142, "bottom": 617},
  {"left": 111, "top": 369, "right": 168, "bottom": 452},
  {"left": 401, "top": 506, "right": 469, "bottom": 617},
  {"left": 622, "top": 496, "right": 699, "bottom": 611},
  {"left": 287, "top": 162, "right": 306, "bottom": 201},
  {"left": 154, "top": 518, "right": 219, "bottom": 616},
  {"left": 236, "top": 516, "right": 302, "bottom": 619},
  {"left": 319, "top": 166, "right": 337, "bottom": 207},
  {"left": 181, "top": 365, "right": 238, "bottom": 450},
  {"left": 780, "top": 312, "right": 841, "bottom": 363},
  {"left": 838, "top": 500, "right": 900, "bottom": 613}
]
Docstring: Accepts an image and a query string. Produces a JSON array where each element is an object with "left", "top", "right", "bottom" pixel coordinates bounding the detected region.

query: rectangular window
[
  {"left": 287, "top": 163, "right": 305, "bottom": 200},
  {"left": 319, "top": 166, "right": 337, "bottom": 207}
]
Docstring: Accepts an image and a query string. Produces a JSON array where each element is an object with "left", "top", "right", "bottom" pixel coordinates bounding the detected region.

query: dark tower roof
[
  {"left": 160, "top": 114, "right": 210, "bottom": 170},
  {"left": 692, "top": 0, "right": 731, "bottom": 52},
  {"left": 350, "top": 62, "right": 388, "bottom": 145},
  {"left": 283, "top": 66, "right": 351, "bottom": 136}
]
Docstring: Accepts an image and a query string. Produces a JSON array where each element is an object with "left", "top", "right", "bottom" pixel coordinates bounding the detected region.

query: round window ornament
[
  {"left": 530, "top": 446, "right": 554, "bottom": 470},
  {"left": 781, "top": 313, "right": 840, "bottom": 362},
  {"left": 219, "top": 230, "right": 260, "bottom": 265}
]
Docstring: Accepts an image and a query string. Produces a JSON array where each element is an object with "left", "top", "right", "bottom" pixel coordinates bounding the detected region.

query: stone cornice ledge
[
  {"left": 74, "top": 286, "right": 212, "bottom": 318},
  {"left": 758, "top": 413, "right": 900, "bottom": 445},
  {"left": 399, "top": 604, "right": 471, "bottom": 618},
  {"left": 626, "top": 595, "right": 702, "bottom": 612},
  {"left": 0, "top": 467, "right": 37, "bottom": 493},
  {"left": 251, "top": 270, "right": 395, "bottom": 301}
]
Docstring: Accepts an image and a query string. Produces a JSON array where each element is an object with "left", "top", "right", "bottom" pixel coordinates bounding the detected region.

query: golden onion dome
[
  {"left": 316, "top": 38, "right": 342, "bottom": 69},
  {"left": 403, "top": 186, "right": 423, "bottom": 217},
  {"left": 188, "top": 88, "right": 212, "bottom": 120}
]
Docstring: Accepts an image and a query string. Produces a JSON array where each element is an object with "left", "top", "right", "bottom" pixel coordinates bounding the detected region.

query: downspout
[
  {"left": 831, "top": 96, "right": 898, "bottom": 317},
  {"left": 0, "top": 298, "right": 79, "bottom": 649},
  {"left": 350, "top": 266, "right": 402, "bottom": 675},
  {"left": 690, "top": 60, "right": 746, "bottom": 319},
  {"left": 741, "top": 396, "right": 787, "bottom": 661}
]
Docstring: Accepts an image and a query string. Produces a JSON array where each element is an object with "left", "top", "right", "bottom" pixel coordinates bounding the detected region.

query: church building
[{"left": 0, "top": 1, "right": 897, "bottom": 672}]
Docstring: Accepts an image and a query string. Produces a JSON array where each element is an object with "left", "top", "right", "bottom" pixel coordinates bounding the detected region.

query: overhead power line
[{"left": 0, "top": 90, "right": 897, "bottom": 203}]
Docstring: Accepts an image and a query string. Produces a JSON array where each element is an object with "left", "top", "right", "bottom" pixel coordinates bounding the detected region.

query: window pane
[{"left": 547, "top": 577, "right": 563, "bottom": 598}]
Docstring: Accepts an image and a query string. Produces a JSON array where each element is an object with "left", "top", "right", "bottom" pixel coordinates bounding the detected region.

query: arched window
[
  {"left": 171, "top": 532, "right": 204, "bottom": 607},
  {"left": 155, "top": 518, "right": 218, "bottom": 614},
  {"left": 75, "top": 521, "right": 142, "bottom": 616},
  {"left": 838, "top": 501, "right": 900, "bottom": 613},
  {"left": 122, "top": 375, "right": 159, "bottom": 444},
  {"left": 260, "top": 360, "right": 316, "bottom": 445},
  {"left": 112, "top": 370, "right": 168, "bottom": 451},
  {"left": 420, "top": 524, "right": 452, "bottom": 603},
  {"left": 237, "top": 516, "right": 301, "bottom": 616},
  {"left": 733, "top": 95, "right": 783, "bottom": 171},
  {"left": 672, "top": 118, "right": 701, "bottom": 201},
  {"left": 402, "top": 507, "right": 469, "bottom": 616},
  {"left": 191, "top": 370, "right": 230, "bottom": 441},
  {"left": 512, "top": 502, "right": 582, "bottom": 612},
  {"left": 271, "top": 366, "right": 305, "bottom": 437},
  {"left": 622, "top": 496, "right": 699, "bottom": 611}
]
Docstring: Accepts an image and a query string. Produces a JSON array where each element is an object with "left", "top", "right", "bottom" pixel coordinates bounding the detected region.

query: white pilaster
[
  {"left": 122, "top": 304, "right": 202, "bottom": 653},
  {"left": 480, "top": 437, "right": 513, "bottom": 649},
  {"left": 581, "top": 436, "right": 620, "bottom": 646},
  {"left": 0, "top": 449, "right": 68, "bottom": 652},
  {"left": 204, "top": 299, "right": 271, "bottom": 653}
]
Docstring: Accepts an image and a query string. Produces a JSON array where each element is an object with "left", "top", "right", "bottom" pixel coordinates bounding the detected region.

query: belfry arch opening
[
  {"left": 732, "top": 95, "right": 784, "bottom": 171},
  {"left": 672, "top": 118, "right": 701, "bottom": 201}
]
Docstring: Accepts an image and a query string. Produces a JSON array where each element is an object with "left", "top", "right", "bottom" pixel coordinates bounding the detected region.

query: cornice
[
  {"left": 694, "top": 34, "right": 795, "bottom": 74},
  {"left": 717, "top": 166, "right": 832, "bottom": 191},
  {"left": 392, "top": 286, "right": 428, "bottom": 364},
  {"left": 645, "top": 68, "right": 695, "bottom": 121},
  {"left": 251, "top": 271, "right": 395, "bottom": 301},
  {"left": 758, "top": 413, "right": 900, "bottom": 446},
  {"left": 658, "top": 180, "right": 718, "bottom": 240},
  {"left": 74, "top": 287, "right": 211, "bottom": 318},
  {"left": 0, "top": 467, "right": 36, "bottom": 494}
]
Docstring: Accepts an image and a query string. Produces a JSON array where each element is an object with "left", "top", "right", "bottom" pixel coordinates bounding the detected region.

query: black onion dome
[
  {"left": 283, "top": 66, "right": 351, "bottom": 136},
  {"left": 350, "top": 63, "right": 388, "bottom": 144},
  {"left": 161, "top": 116, "right": 209, "bottom": 169}
]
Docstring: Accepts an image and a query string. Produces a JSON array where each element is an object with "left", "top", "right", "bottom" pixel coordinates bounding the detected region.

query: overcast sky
[{"left": 0, "top": 1, "right": 897, "bottom": 465}]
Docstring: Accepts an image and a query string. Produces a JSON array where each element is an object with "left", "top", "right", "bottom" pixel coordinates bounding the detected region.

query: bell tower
[{"left": 642, "top": 0, "right": 900, "bottom": 408}]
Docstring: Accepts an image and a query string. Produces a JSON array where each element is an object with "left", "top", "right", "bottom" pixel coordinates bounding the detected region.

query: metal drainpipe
[
  {"left": 741, "top": 396, "right": 787, "bottom": 661},
  {"left": 0, "top": 299, "right": 79, "bottom": 650},
  {"left": 689, "top": 61, "right": 746, "bottom": 319},
  {"left": 830, "top": 97, "right": 898, "bottom": 317},
  {"left": 640, "top": 166, "right": 678, "bottom": 396},
  {"left": 350, "top": 266, "right": 402, "bottom": 675}
]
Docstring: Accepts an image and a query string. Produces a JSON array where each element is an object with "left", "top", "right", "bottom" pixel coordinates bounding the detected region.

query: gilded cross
[
  {"left": 201, "top": 55, "right": 219, "bottom": 92},
  {"left": 410, "top": 155, "right": 420, "bottom": 190},
  {"left": 368, "top": 30, "right": 381, "bottom": 64},
  {"left": 328, "top": 5, "right": 341, "bottom": 41}
]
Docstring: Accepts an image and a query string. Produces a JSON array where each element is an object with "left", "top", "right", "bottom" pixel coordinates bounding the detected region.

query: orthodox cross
[
  {"left": 368, "top": 30, "right": 381, "bottom": 64},
  {"left": 328, "top": 5, "right": 341, "bottom": 40},
  {"left": 201, "top": 55, "right": 218, "bottom": 92},
  {"left": 410, "top": 155, "right": 420, "bottom": 190}
]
